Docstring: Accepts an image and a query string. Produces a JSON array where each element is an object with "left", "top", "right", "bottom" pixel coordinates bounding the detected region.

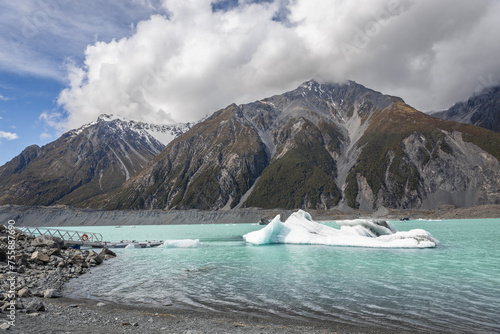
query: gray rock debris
[{"left": 0, "top": 225, "right": 117, "bottom": 315}]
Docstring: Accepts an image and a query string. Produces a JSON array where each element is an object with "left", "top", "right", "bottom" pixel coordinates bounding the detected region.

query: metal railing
[{"left": 21, "top": 227, "right": 103, "bottom": 245}]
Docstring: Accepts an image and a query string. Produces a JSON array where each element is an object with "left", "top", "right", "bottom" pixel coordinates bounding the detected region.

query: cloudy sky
[{"left": 1, "top": 0, "right": 499, "bottom": 165}]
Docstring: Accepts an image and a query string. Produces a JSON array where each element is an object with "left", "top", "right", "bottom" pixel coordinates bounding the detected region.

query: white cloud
[
  {"left": 39, "top": 111, "right": 65, "bottom": 131},
  {"left": 39, "top": 132, "right": 53, "bottom": 140},
  {"left": 0, "top": 94, "right": 13, "bottom": 101},
  {"left": 0, "top": 0, "right": 166, "bottom": 81},
  {"left": 54, "top": 0, "right": 500, "bottom": 130},
  {"left": 38, "top": 111, "right": 66, "bottom": 140},
  {"left": 0, "top": 130, "right": 18, "bottom": 141}
]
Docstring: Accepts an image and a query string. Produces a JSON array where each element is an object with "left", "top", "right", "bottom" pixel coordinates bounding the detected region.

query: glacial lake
[{"left": 62, "top": 219, "right": 500, "bottom": 333}]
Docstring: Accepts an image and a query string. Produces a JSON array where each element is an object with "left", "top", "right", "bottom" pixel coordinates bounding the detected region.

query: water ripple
[{"left": 64, "top": 219, "right": 500, "bottom": 333}]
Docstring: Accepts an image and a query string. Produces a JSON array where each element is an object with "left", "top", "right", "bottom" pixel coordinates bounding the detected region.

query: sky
[{"left": 1, "top": 0, "right": 499, "bottom": 166}]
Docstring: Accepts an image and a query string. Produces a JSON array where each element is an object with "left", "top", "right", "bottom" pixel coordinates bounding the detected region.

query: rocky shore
[{"left": 0, "top": 223, "right": 116, "bottom": 331}]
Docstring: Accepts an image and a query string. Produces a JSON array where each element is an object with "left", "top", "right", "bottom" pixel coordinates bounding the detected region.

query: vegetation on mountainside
[
  {"left": 0, "top": 118, "right": 167, "bottom": 208},
  {"left": 0, "top": 134, "right": 126, "bottom": 206},
  {"left": 344, "top": 100, "right": 500, "bottom": 208},
  {"left": 171, "top": 167, "right": 221, "bottom": 209},
  {"left": 245, "top": 120, "right": 341, "bottom": 209},
  {"left": 98, "top": 105, "right": 269, "bottom": 210},
  {"left": 462, "top": 129, "right": 500, "bottom": 162},
  {"left": 344, "top": 103, "right": 425, "bottom": 208}
]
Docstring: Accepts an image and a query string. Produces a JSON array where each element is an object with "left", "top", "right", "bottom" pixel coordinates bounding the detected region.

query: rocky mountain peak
[
  {"left": 0, "top": 114, "right": 195, "bottom": 207},
  {"left": 433, "top": 84, "right": 500, "bottom": 132},
  {"left": 97, "top": 114, "right": 121, "bottom": 122}
]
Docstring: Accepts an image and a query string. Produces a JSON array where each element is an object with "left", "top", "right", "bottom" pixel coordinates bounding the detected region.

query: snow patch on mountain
[{"left": 70, "top": 114, "right": 196, "bottom": 147}]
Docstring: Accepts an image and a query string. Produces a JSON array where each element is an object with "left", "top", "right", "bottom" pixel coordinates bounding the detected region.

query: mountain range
[
  {"left": 1, "top": 81, "right": 499, "bottom": 211},
  {"left": 433, "top": 85, "right": 500, "bottom": 133},
  {"left": 0, "top": 115, "right": 193, "bottom": 206}
]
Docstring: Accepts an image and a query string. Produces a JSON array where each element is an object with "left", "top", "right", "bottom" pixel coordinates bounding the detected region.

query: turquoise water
[{"left": 63, "top": 219, "right": 500, "bottom": 333}]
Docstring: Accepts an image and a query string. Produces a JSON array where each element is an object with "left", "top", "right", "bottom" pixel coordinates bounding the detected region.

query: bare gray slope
[{"left": 0, "top": 205, "right": 288, "bottom": 227}]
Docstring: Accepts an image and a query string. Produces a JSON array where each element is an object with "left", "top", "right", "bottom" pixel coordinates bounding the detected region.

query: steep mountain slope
[
  {"left": 433, "top": 86, "right": 500, "bottom": 132},
  {"left": 0, "top": 116, "right": 191, "bottom": 206},
  {"left": 99, "top": 80, "right": 500, "bottom": 211},
  {"left": 344, "top": 101, "right": 500, "bottom": 210},
  {"left": 104, "top": 105, "right": 270, "bottom": 210}
]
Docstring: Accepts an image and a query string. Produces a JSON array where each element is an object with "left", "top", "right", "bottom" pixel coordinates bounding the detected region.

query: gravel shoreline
[
  {"left": 4, "top": 296, "right": 426, "bottom": 334},
  {"left": 1, "top": 204, "right": 499, "bottom": 228}
]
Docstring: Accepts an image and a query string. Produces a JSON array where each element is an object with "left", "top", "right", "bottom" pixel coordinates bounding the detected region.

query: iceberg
[
  {"left": 243, "top": 210, "right": 438, "bottom": 248},
  {"left": 160, "top": 239, "right": 203, "bottom": 248}
]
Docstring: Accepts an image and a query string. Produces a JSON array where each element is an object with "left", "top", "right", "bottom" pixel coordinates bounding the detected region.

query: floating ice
[
  {"left": 417, "top": 218, "right": 442, "bottom": 222},
  {"left": 243, "top": 210, "right": 438, "bottom": 248},
  {"left": 160, "top": 239, "right": 203, "bottom": 248}
]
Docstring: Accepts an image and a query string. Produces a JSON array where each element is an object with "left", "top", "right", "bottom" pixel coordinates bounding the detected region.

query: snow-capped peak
[
  {"left": 97, "top": 114, "right": 126, "bottom": 122},
  {"left": 70, "top": 114, "right": 199, "bottom": 146}
]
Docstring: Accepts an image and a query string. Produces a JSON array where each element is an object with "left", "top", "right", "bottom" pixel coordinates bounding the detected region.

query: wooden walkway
[{"left": 21, "top": 227, "right": 163, "bottom": 248}]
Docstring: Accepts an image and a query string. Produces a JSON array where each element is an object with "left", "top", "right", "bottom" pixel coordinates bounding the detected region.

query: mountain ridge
[
  {"left": 96, "top": 80, "right": 500, "bottom": 211},
  {"left": 2, "top": 80, "right": 499, "bottom": 211},
  {"left": 433, "top": 85, "right": 500, "bottom": 132},
  {"left": 0, "top": 116, "right": 193, "bottom": 206}
]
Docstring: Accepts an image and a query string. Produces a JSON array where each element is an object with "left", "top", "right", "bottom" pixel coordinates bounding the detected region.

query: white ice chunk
[
  {"left": 160, "top": 239, "right": 203, "bottom": 248},
  {"left": 243, "top": 210, "right": 439, "bottom": 248},
  {"left": 336, "top": 219, "right": 398, "bottom": 236}
]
